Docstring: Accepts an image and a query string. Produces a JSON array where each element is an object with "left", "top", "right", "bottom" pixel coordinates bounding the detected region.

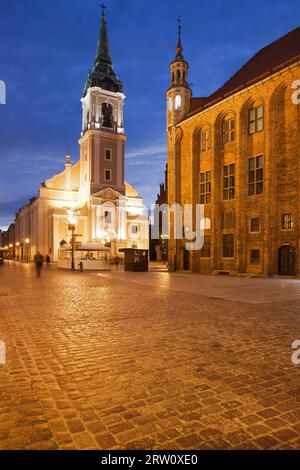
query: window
[
  {"left": 248, "top": 156, "right": 264, "bottom": 195},
  {"left": 250, "top": 217, "right": 260, "bottom": 232},
  {"left": 168, "top": 97, "right": 172, "bottom": 111},
  {"left": 200, "top": 171, "right": 211, "bottom": 204},
  {"left": 102, "top": 103, "right": 114, "bottom": 128},
  {"left": 223, "top": 209, "right": 235, "bottom": 229},
  {"left": 248, "top": 105, "right": 264, "bottom": 134},
  {"left": 223, "top": 164, "right": 235, "bottom": 200},
  {"left": 222, "top": 118, "right": 235, "bottom": 144},
  {"left": 104, "top": 169, "right": 112, "bottom": 182},
  {"left": 223, "top": 234, "right": 234, "bottom": 258},
  {"left": 200, "top": 129, "right": 211, "bottom": 152},
  {"left": 250, "top": 249, "right": 260, "bottom": 264},
  {"left": 175, "top": 95, "right": 181, "bottom": 110},
  {"left": 282, "top": 214, "right": 293, "bottom": 230},
  {"left": 104, "top": 211, "right": 112, "bottom": 224},
  {"left": 105, "top": 149, "right": 112, "bottom": 161},
  {"left": 200, "top": 236, "right": 211, "bottom": 258},
  {"left": 131, "top": 225, "right": 139, "bottom": 234}
]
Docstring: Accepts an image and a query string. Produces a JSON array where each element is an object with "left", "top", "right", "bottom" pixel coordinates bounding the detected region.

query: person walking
[
  {"left": 34, "top": 252, "right": 44, "bottom": 277},
  {"left": 46, "top": 255, "right": 51, "bottom": 267}
]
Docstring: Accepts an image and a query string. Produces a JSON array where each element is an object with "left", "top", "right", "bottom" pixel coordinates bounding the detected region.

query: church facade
[
  {"left": 14, "top": 10, "right": 149, "bottom": 264},
  {"left": 167, "top": 23, "right": 300, "bottom": 277}
]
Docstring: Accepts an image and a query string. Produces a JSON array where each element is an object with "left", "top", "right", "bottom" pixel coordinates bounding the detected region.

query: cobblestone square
[{"left": 1, "top": 262, "right": 300, "bottom": 450}]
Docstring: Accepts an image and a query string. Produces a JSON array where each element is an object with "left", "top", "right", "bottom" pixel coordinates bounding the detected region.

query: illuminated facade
[{"left": 15, "top": 9, "right": 148, "bottom": 263}]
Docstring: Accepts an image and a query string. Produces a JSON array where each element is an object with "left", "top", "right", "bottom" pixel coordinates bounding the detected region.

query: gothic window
[
  {"left": 200, "top": 236, "right": 211, "bottom": 258},
  {"left": 200, "top": 128, "right": 211, "bottom": 152},
  {"left": 250, "top": 217, "right": 260, "bottom": 232},
  {"left": 248, "top": 156, "right": 264, "bottom": 195},
  {"left": 222, "top": 209, "right": 235, "bottom": 229},
  {"left": 282, "top": 214, "right": 293, "bottom": 230},
  {"left": 248, "top": 105, "right": 264, "bottom": 134},
  {"left": 223, "top": 164, "right": 235, "bottom": 200},
  {"left": 222, "top": 117, "right": 235, "bottom": 143},
  {"left": 200, "top": 171, "right": 211, "bottom": 204},
  {"left": 102, "top": 103, "right": 114, "bottom": 129},
  {"left": 223, "top": 234, "right": 234, "bottom": 258}
]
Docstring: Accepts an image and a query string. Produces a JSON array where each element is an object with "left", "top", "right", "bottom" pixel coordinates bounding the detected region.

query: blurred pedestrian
[
  {"left": 46, "top": 255, "right": 51, "bottom": 267},
  {"left": 34, "top": 252, "right": 44, "bottom": 277}
]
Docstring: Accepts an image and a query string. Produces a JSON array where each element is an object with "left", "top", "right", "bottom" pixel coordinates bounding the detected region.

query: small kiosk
[
  {"left": 119, "top": 248, "right": 149, "bottom": 272},
  {"left": 58, "top": 244, "right": 118, "bottom": 271}
]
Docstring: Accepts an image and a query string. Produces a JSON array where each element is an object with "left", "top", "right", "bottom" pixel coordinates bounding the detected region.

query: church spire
[
  {"left": 175, "top": 17, "right": 184, "bottom": 60},
  {"left": 83, "top": 4, "right": 123, "bottom": 96},
  {"left": 94, "top": 4, "right": 112, "bottom": 69}
]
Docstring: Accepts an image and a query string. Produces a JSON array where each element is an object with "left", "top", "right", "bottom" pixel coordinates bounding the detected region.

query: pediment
[{"left": 91, "top": 187, "right": 125, "bottom": 203}]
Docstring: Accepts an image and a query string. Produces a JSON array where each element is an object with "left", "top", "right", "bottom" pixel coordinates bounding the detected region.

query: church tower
[
  {"left": 167, "top": 18, "right": 192, "bottom": 128},
  {"left": 79, "top": 6, "right": 126, "bottom": 196}
]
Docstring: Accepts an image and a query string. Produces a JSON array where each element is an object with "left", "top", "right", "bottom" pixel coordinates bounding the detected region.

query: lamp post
[
  {"left": 67, "top": 212, "right": 77, "bottom": 271},
  {"left": 25, "top": 238, "right": 30, "bottom": 262},
  {"left": 16, "top": 242, "right": 20, "bottom": 261}
]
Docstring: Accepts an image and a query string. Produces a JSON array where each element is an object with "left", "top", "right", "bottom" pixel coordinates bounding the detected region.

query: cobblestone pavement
[{"left": 1, "top": 261, "right": 300, "bottom": 450}]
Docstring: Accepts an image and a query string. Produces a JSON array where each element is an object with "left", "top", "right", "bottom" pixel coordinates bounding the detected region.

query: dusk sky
[{"left": 1, "top": 0, "right": 300, "bottom": 229}]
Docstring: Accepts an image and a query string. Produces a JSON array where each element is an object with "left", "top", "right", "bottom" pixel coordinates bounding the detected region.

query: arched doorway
[{"left": 278, "top": 245, "right": 296, "bottom": 276}]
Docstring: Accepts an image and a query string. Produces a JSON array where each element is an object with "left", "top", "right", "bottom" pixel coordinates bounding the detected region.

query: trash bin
[{"left": 119, "top": 249, "right": 148, "bottom": 272}]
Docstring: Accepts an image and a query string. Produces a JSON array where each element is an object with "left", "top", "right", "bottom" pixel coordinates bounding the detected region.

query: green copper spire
[
  {"left": 82, "top": 69, "right": 91, "bottom": 97},
  {"left": 83, "top": 5, "right": 123, "bottom": 95}
]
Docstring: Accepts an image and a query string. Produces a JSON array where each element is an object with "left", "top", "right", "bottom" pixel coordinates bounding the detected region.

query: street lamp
[
  {"left": 25, "top": 238, "right": 30, "bottom": 262},
  {"left": 67, "top": 214, "right": 77, "bottom": 271}
]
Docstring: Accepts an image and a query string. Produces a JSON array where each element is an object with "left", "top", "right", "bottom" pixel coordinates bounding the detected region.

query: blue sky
[{"left": 0, "top": 0, "right": 300, "bottom": 229}]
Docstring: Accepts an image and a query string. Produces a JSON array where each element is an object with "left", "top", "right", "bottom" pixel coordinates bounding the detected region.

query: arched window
[
  {"left": 175, "top": 95, "right": 182, "bottom": 110},
  {"left": 223, "top": 208, "right": 235, "bottom": 229},
  {"left": 177, "top": 70, "right": 181, "bottom": 81},
  {"left": 172, "top": 72, "right": 175, "bottom": 83},
  {"left": 222, "top": 115, "right": 235, "bottom": 144},
  {"left": 102, "top": 103, "right": 114, "bottom": 129},
  {"left": 200, "top": 127, "right": 211, "bottom": 152}
]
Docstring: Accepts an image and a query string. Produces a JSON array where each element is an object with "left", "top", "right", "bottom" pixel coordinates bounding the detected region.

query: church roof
[
  {"left": 186, "top": 25, "right": 300, "bottom": 119},
  {"left": 83, "top": 9, "right": 123, "bottom": 97}
]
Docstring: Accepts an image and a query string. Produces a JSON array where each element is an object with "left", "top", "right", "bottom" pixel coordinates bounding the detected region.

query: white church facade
[{"left": 14, "top": 9, "right": 149, "bottom": 266}]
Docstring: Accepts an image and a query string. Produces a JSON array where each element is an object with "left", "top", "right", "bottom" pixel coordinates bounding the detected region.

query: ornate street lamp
[{"left": 25, "top": 238, "right": 30, "bottom": 263}]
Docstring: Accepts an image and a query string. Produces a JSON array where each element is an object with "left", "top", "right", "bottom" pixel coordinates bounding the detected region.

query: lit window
[
  {"left": 222, "top": 118, "right": 235, "bottom": 144},
  {"left": 168, "top": 97, "right": 172, "bottom": 111},
  {"left": 223, "top": 164, "right": 235, "bottom": 200},
  {"left": 249, "top": 105, "right": 264, "bottom": 134},
  {"left": 223, "top": 234, "right": 234, "bottom": 258},
  {"left": 200, "top": 171, "right": 211, "bottom": 204},
  {"left": 175, "top": 95, "right": 181, "bottom": 110},
  {"left": 248, "top": 156, "right": 264, "bottom": 195},
  {"left": 104, "top": 169, "right": 112, "bottom": 182},
  {"left": 250, "top": 249, "right": 260, "bottom": 264},
  {"left": 282, "top": 214, "right": 293, "bottom": 230},
  {"left": 200, "top": 129, "right": 211, "bottom": 152},
  {"left": 250, "top": 218, "right": 260, "bottom": 232}
]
